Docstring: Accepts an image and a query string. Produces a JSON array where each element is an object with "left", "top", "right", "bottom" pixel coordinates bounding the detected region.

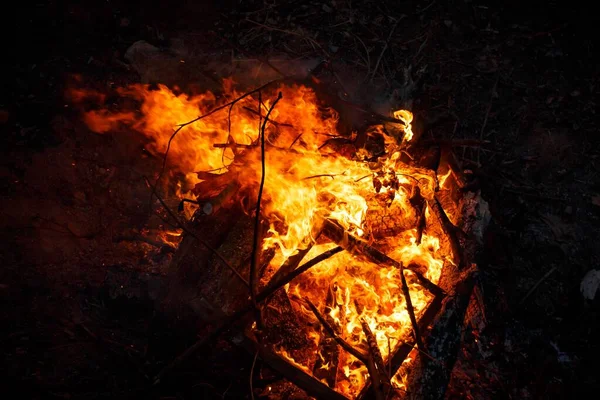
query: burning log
[
  {"left": 162, "top": 207, "right": 254, "bottom": 321},
  {"left": 306, "top": 299, "right": 369, "bottom": 365},
  {"left": 154, "top": 246, "right": 344, "bottom": 385},
  {"left": 359, "top": 316, "right": 390, "bottom": 400},
  {"left": 191, "top": 179, "right": 240, "bottom": 215},
  {"left": 79, "top": 72, "right": 477, "bottom": 398},
  {"left": 428, "top": 195, "right": 465, "bottom": 268},
  {"left": 410, "top": 186, "right": 427, "bottom": 245},
  {"left": 404, "top": 267, "right": 477, "bottom": 400},
  {"left": 398, "top": 265, "right": 425, "bottom": 350},
  {"left": 322, "top": 218, "right": 436, "bottom": 350},
  {"left": 252, "top": 339, "right": 349, "bottom": 400},
  {"left": 439, "top": 145, "right": 467, "bottom": 191},
  {"left": 306, "top": 298, "right": 388, "bottom": 400},
  {"left": 400, "top": 191, "right": 490, "bottom": 400},
  {"left": 264, "top": 222, "right": 324, "bottom": 292}
]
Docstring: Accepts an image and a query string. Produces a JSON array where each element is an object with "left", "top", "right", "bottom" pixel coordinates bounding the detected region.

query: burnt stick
[{"left": 153, "top": 245, "right": 344, "bottom": 385}]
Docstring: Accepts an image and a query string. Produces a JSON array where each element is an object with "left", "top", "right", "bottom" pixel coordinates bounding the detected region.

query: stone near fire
[{"left": 580, "top": 269, "right": 600, "bottom": 300}]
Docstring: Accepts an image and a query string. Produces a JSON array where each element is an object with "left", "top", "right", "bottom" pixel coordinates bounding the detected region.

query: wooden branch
[
  {"left": 357, "top": 290, "right": 444, "bottom": 400},
  {"left": 266, "top": 246, "right": 313, "bottom": 289},
  {"left": 407, "top": 265, "right": 446, "bottom": 298},
  {"left": 146, "top": 177, "right": 249, "bottom": 288},
  {"left": 428, "top": 195, "right": 464, "bottom": 268},
  {"left": 250, "top": 92, "right": 283, "bottom": 328},
  {"left": 250, "top": 339, "right": 349, "bottom": 400},
  {"left": 439, "top": 145, "right": 467, "bottom": 190},
  {"left": 322, "top": 219, "right": 431, "bottom": 350},
  {"left": 153, "top": 246, "right": 344, "bottom": 384},
  {"left": 409, "top": 186, "right": 427, "bottom": 245},
  {"left": 359, "top": 317, "right": 389, "bottom": 400},
  {"left": 306, "top": 299, "right": 389, "bottom": 400},
  {"left": 321, "top": 218, "right": 439, "bottom": 296},
  {"left": 404, "top": 267, "right": 478, "bottom": 400},
  {"left": 365, "top": 354, "right": 385, "bottom": 400},
  {"left": 313, "top": 283, "right": 342, "bottom": 388},
  {"left": 242, "top": 106, "right": 293, "bottom": 127},
  {"left": 264, "top": 222, "right": 324, "bottom": 291},
  {"left": 306, "top": 299, "right": 368, "bottom": 364},
  {"left": 421, "top": 139, "right": 491, "bottom": 147},
  {"left": 399, "top": 265, "right": 424, "bottom": 350}
]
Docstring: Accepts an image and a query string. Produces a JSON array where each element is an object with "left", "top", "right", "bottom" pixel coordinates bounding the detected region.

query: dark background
[{"left": 2, "top": 1, "right": 599, "bottom": 399}]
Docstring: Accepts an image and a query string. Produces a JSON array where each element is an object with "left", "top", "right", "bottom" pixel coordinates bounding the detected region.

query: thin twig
[
  {"left": 289, "top": 133, "right": 303, "bottom": 149},
  {"left": 399, "top": 264, "right": 424, "bottom": 350},
  {"left": 355, "top": 173, "right": 374, "bottom": 182},
  {"left": 519, "top": 266, "right": 558, "bottom": 305},
  {"left": 416, "top": 0, "right": 436, "bottom": 14},
  {"left": 151, "top": 79, "right": 282, "bottom": 204},
  {"left": 143, "top": 176, "right": 249, "bottom": 288},
  {"left": 360, "top": 317, "right": 388, "bottom": 400},
  {"left": 371, "top": 19, "right": 401, "bottom": 82},
  {"left": 268, "top": 246, "right": 343, "bottom": 291},
  {"left": 351, "top": 33, "right": 371, "bottom": 80},
  {"left": 213, "top": 142, "right": 256, "bottom": 149},
  {"left": 246, "top": 19, "right": 330, "bottom": 57},
  {"left": 210, "top": 30, "right": 286, "bottom": 78},
  {"left": 250, "top": 92, "right": 283, "bottom": 328},
  {"left": 306, "top": 299, "right": 369, "bottom": 364},
  {"left": 250, "top": 350, "right": 259, "bottom": 400},
  {"left": 302, "top": 172, "right": 346, "bottom": 180},
  {"left": 360, "top": 317, "right": 387, "bottom": 379},
  {"left": 242, "top": 106, "right": 292, "bottom": 127},
  {"left": 478, "top": 74, "right": 499, "bottom": 163}
]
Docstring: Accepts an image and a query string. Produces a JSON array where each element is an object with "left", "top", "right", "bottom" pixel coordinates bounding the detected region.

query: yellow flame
[
  {"left": 393, "top": 109, "right": 414, "bottom": 142},
  {"left": 71, "top": 81, "right": 453, "bottom": 398}
]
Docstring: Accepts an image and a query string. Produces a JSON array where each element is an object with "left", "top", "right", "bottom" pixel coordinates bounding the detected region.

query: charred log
[
  {"left": 161, "top": 203, "right": 246, "bottom": 321},
  {"left": 428, "top": 196, "right": 464, "bottom": 268},
  {"left": 154, "top": 246, "right": 344, "bottom": 384},
  {"left": 404, "top": 267, "right": 477, "bottom": 400}
]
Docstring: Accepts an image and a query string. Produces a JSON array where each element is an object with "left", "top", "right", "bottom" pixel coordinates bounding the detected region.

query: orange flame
[{"left": 70, "top": 80, "right": 452, "bottom": 397}]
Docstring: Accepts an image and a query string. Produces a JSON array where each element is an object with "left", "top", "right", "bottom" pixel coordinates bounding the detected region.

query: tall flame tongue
[{"left": 75, "top": 80, "right": 449, "bottom": 397}]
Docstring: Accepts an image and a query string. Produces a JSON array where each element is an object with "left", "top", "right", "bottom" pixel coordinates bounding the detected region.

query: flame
[
  {"left": 70, "top": 79, "right": 453, "bottom": 397},
  {"left": 393, "top": 109, "right": 414, "bottom": 142},
  {"left": 437, "top": 168, "right": 452, "bottom": 190}
]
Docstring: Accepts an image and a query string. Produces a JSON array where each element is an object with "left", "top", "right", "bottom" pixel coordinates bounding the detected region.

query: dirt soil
[{"left": 2, "top": 1, "right": 599, "bottom": 399}]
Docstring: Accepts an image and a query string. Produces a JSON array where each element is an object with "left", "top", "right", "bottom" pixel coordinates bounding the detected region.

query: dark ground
[{"left": 2, "top": 1, "right": 599, "bottom": 399}]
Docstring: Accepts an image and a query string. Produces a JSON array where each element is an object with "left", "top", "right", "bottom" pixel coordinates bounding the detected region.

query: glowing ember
[{"left": 71, "top": 79, "right": 453, "bottom": 397}]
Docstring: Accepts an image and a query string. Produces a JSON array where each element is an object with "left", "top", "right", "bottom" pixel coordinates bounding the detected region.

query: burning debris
[{"left": 69, "top": 69, "right": 487, "bottom": 399}]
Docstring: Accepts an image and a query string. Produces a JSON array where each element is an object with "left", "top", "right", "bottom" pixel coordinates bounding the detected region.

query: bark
[
  {"left": 161, "top": 204, "right": 251, "bottom": 322},
  {"left": 404, "top": 267, "right": 477, "bottom": 400}
]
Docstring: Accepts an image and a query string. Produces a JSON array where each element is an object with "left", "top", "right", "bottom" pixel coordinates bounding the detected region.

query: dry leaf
[{"left": 591, "top": 195, "right": 600, "bottom": 207}]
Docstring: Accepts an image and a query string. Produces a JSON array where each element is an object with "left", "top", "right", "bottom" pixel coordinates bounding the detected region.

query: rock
[
  {"left": 580, "top": 269, "right": 600, "bottom": 300},
  {"left": 124, "top": 40, "right": 180, "bottom": 84}
]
